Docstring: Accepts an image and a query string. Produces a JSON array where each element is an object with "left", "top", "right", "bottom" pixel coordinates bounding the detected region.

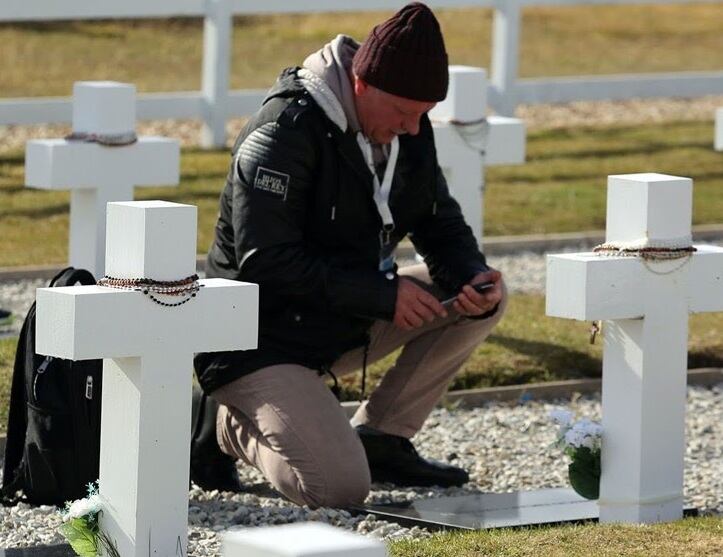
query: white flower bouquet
[
  {"left": 550, "top": 409, "right": 602, "bottom": 500},
  {"left": 59, "top": 482, "right": 119, "bottom": 557}
]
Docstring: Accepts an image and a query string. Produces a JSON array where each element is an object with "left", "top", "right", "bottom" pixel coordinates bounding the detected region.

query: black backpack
[{"left": 2, "top": 267, "right": 101, "bottom": 506}]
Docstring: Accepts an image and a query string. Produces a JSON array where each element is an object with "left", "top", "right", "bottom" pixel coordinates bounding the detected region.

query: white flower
[
  {"left": 550, "top": 408, "right": 574, "bottom": 426},
  {"left": 564, "top": 428, "right": 586, "bottom": 448},
  {"left": 63, "top": 494, "right": 103, "bottom": 521}
]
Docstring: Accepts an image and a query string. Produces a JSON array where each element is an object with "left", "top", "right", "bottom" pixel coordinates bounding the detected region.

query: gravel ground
[{"left": 0, "top": 386, "right": 720, "bottom": 553}]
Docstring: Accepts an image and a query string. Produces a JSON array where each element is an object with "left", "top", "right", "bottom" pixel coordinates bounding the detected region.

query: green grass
[
  {"left": 388, "top": 516, "right": 723, "bottom": 557},
  {"left": 1, "top": 5, "right": 721, "bottom": 97},
  {"left": 1, "top": 120, "right": 721, "bottom": 268},
  {"left": 485, "top": 121, "right": 723, "bottom": 236}
]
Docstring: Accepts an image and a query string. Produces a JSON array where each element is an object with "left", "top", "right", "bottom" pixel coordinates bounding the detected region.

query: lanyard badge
[{"left": 356, "top": 134, "right": 400, "bottom": 274}]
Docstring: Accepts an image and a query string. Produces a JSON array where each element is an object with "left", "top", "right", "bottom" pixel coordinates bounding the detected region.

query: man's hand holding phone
[
  {"left": 393, "top": 269, "right": 503, "bottom": 330},
  {"left": 448, "top": 269, "right": 503, "bottom": 317}
]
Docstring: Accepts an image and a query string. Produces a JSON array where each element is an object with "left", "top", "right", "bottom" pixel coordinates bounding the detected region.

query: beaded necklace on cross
[{"left": 97, "top": 274, "right": 202, "bottom": 307}]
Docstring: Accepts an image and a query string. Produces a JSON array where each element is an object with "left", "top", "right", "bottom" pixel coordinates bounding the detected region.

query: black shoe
[
  {"left": 190, "top": 450, "right": 245, "bottom": 493},
  {"left": 355, "top": 425, "right": 469, "bottom": 488},
  {"left": 190, "top": 387, "right": 245, "bottom": 493}
]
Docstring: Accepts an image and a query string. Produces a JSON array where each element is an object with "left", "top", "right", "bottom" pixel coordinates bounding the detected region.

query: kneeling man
[{"left": 194, "top": 2, "right": 506, "bottom": 508}]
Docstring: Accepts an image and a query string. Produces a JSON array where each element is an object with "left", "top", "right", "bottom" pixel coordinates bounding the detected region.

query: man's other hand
[
  {"left": 452, "top": 269, "right": 503, "bottom": 317},
  {"left": 394, "top": 277, "right": 448, "bottom": 330}
]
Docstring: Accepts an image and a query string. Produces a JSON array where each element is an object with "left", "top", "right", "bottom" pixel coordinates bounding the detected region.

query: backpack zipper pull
[
  {"left": 85, "top": 375, "right": 94, "bottom": 400},
  {"left": 37, "top": 356, "right": 52, "bottom": 374},
  {"left": 32, "top": 357, "right": 53, "bottom": 401}
]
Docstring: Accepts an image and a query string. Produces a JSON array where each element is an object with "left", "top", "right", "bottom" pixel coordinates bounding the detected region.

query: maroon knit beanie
[{"left": 352, "top": 2, "right": 449, "bottom": 102}]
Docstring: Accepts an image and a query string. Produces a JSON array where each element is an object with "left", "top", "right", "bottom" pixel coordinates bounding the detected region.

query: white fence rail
[{"left": 2, "top": 0, "right": 722, "bottom": 147}]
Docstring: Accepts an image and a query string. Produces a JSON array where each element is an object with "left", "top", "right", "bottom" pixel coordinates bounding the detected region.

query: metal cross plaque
[{"left": 355, "top": 488, "right": 697, "bottom": 531}]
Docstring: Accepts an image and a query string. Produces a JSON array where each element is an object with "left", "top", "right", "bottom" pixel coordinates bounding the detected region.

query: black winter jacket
[{"left": 194, "top": 68, "right": 489, "bottom": 394}]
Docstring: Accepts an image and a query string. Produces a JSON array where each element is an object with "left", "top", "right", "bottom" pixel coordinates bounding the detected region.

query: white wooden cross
[
  {"left": 25, "top": 81, "right": 180, "bottom": 277},
  {"left": 222, "top": 523, "right": 387, "bottom": 557},
  {"left": 429, "top": 66, "right": 526, "bottom": 245},
  {"left": 546, "top": 173, "right": 723, "bottom": 524},
  {"left": 36, "top": 201, "right": 258, "bottom": 557},
  {"left": 715, "top": 107, "right": 723, "bottom": 151}
]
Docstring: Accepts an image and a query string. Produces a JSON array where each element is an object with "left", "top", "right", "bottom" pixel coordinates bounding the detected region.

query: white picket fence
[{"left": 2, "top": 0, "right": 722, "bottom": 147}]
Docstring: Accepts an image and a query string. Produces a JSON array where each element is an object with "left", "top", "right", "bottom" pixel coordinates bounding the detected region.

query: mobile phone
[{"left": 440, "top": 281, "right": 495, "bottom": 307}]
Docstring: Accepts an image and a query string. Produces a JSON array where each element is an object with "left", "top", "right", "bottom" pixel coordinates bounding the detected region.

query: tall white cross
[
  {"left": 36, "top": 201, "right": 258, "bottom": 557},
  {"left": 25, "top": 81, "right": 180, "bottom": 277},
  {"left": 546, "top": 173, "right": 723, "bottom": 523},
  {"left": 429, "top": 66, "right": 526, "bottom": 245},
  {"left": 715, "top": 107, "right": 723, "bottom": 151},
  {"left": 223, "top": 523, "right": 386, "bottom": 557}
]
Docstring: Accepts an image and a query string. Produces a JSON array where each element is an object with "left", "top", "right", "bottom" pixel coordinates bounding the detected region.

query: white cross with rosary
[
  {"left": 429, "top": 66, "right": 525, "bottom": 246},
  {"left": 546, "top": 173, "right": 723, "bottom": 524},
  {"left": 36, "top": 201, "right": 258, "bottom": 557},
  {"left": 25, "top": 81, "right": 180, "bottom": 277}
]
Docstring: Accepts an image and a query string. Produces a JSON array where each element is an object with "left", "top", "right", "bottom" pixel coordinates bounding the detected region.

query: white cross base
[
  {"left": 429, "top": 66, "right": 525, "bottom": 246},
  {"left": 36, "top": 201, "right": 258, "bottom": 557},
  {"left": 546, "top": 173, "right": 723, "bottom": 524},
  {"left": 222, "top": 523, "right": 387, "bottom": 557},
  {"left": 25, "top": 81, "right": 180, "bottom": 277}
]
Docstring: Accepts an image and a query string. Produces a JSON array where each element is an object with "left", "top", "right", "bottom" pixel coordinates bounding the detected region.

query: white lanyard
[{"left": 356, "top": 133, "right": 399, "bottom": 242}]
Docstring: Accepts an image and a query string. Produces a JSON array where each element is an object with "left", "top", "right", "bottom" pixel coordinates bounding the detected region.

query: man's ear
[{"left": 353, "top": 75, "right": 368, "bottom": 97}]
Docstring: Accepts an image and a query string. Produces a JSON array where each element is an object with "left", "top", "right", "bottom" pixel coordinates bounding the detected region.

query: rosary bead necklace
[{"left": 97, "top": 274, "right": 202, "bottom": 307}]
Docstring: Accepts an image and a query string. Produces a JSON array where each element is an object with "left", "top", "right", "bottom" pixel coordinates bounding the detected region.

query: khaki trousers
[{"left": 213, "top": 264, "right": 507, "bottom": 508}]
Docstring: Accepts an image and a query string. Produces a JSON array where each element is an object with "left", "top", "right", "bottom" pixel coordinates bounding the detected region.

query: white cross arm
[
  {"left": 35, "top": 279, "right": 258, "bottom": 360},
  {"left": 25, "top": 137, "right": 180, "bottom": 188},
  {"left": 546, "top": 245, "right": 723, "bottom": 321},
  {"left": 545, "top": 253, "right": 644, "bottom": 321},
  {"left": 689, "top": 245, "right": 723, "bottom": 313},
  {"left": 222, "top": 523, "right": 387, "bottom": 557},
  {"left": 432, "top": 117, "right": 525, "bottom": 168},
  {"left": 485, "top": 116, "right": 526, "bottom": 165}
]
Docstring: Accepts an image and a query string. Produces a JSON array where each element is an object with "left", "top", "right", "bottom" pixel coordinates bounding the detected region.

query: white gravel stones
[
  {"left": 0, "top": 278, "right": 45, "bottom": 338},
  {"left": 1, "top": 385, "right": 720, "bottom": 554}
]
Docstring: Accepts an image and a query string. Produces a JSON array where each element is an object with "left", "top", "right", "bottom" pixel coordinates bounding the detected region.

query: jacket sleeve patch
[{"left": 253, "top": 166, "right": 290, "bottom": 200}]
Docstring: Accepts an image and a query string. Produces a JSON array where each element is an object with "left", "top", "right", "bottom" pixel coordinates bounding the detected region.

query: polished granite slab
[
  {"left": 357, "top": 488, "right": 697, "bottom": 531},
  {"left": 0, "top": 545, "right": 75, "bottom": 557}
]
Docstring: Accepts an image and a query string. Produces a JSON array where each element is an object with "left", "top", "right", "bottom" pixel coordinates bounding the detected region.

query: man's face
[{"left": 353, "top": 76, "right": 436, "bottom": 144}]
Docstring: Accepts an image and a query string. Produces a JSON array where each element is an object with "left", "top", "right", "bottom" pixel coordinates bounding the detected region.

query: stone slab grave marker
[
  {"left": 429, "top": 66, "right": 526, "bottom": 245},
  {"left": 35, "top": 201, "right": 258, "bottom": 557},
  {"left": 26, "top": 81, "right": 180, "bottom": 277},
  {"left": 546, "top": 173, "right": 723, "bottom": 523},
  {"left": 222, "top": 523, "right": 387, "bottom": 557}
]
